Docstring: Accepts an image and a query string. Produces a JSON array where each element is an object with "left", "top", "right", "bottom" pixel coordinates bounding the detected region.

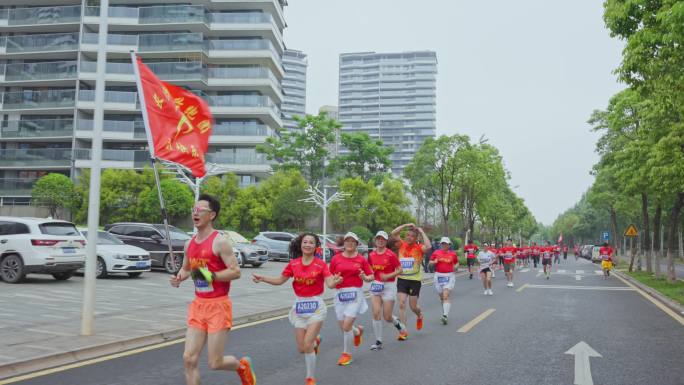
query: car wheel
[
  {"left": 128, "top": 272, "right": 143, "bottom": 278},
  {"left": 252, "top": 263, "right": 262, "bottom": 268},
  {"left": 0, "top": 254, "right": 26, "bottom": 283},
  {"left": 239, "top": 253, "right": 246, "bottom": 268},
  {"left": 52, "top": 271, "right": 75, "bottom": 281},
  {"left": 164, "top": 254, "right": 182, "bottom": 274},
  {"left": 96, "top": 257, "right": 108, "bottom": 279}
]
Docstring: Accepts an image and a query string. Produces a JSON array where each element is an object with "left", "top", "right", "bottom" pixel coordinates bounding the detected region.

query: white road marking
[
  {"left": 576, "top": 270, "right": 585, "bottom": 274},
  {"left": 558, "top": 269, "right": 567, "bottom": 274},
  {"left": 575, "top": 275, "right": 582, "bottom": 281},
  {"left": 526, "top": 284, "right": 634, "bottom": 291},
  {"left": 520, "top": 268, "right": 530, "bottom": 273},
  {"left": 565, "top": 341, "right": 602, "bottom": 385},
  {"left": 536, "top": 272, "right": 543, "bottom": 277}
]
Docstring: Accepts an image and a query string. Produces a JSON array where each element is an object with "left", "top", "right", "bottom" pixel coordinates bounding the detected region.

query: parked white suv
[
  {"left": 79, "top": 229, "right": 151, "bottom": 278},
  {"left": 0, "top": 217, "right": 86, "bottom": 283}
]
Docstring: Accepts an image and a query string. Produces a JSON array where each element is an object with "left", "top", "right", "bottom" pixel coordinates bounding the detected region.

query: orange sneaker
[
  {"left": 236, "top": 357, "right": 256, "bottom": 385},
  {"left": 353, "top": 325, "right": 363, "bottom": 347},
  {"left": 313, "top": 335, "right": 321, "bottom": 355},
  {"left": 416, "top": 315, "right": 424, "bottom": 330},
  {"left": 397, "top": 330, "right": 408, "bottom": 341},
  {"left": 337, "top": 352, "right": 353, "bottom": 366},
  {"left": 305, "top": 378, "right": 317, "bottom": 385}
]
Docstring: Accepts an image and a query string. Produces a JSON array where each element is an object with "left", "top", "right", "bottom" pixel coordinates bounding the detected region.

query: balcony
[
  {"left": 77, "top": 90, "right": 138, "bottom": 110},
  {"left": 76, "top": 119, "right": 147, "bottom": 140},
  {"left": 83, "top": 5, "right": 275, "bottom": 27},
  {"left": 0, "top": 5, "right": 81, "bottom": 28},
  {"left": 1, "top": 89, "right": 76, "bottom": 111},
  {"left": 74, "top": 148, "right": 150, "bottom": 169},
  {"left": 1, "top": 119, "right": 74, "bottom": 139},
  {"left": 0, "top": 148, "right": 72, "bottom": 168},
  {"left": 0, "top": 61, "right": 78, "bottom": 84},
  {"left": 0, "top": 178, "right": 39, "bottom": 196},
  {"left": 2, "top": 32, "right": 79, "bottom": 55}
]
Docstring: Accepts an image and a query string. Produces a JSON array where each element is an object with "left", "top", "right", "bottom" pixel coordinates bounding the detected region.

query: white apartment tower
[
  {"left": 281, "top": 48, "right": 306, "bottom": 131},
  {"left": 0, "top": 0, "right": 287, "bottom": 203},
  {"left": 338, "top": 51, "right": 437, "bottom": 176}
]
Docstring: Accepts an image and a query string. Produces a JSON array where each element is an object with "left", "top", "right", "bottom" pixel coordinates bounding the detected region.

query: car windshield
[
  {"left": 154, "top": 225, "right": 191, "bottom": 240},
  {"left": 39, "top": 222, "right": 79, "bottom": 236},
  {"left": 82, "top": 231, "right": 125, "bottom": 245},
  {"left": 226, "top": 231, "right": 249, "bottom": 244}
]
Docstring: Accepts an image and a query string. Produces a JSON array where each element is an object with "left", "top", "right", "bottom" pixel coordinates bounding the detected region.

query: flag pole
[{"left": 130, "top": 51, "right": 179, "bottom": 275}]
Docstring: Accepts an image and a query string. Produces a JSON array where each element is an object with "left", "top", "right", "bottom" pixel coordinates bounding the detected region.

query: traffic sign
[
  {"left": 601, "top": 231, "right": 610, "bottom": 241},
  {"left": 624, "top": 224, "right": 638, "bottom": 237}
]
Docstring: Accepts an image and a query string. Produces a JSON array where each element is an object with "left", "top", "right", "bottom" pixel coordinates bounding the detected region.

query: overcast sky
[{"left": 283, "top": 0, "right": 625, "bottom": 225}]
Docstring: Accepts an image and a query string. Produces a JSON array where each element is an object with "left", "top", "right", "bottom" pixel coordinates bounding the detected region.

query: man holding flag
[{"left": 132, "top": 54, "right": 256, "bottom": 385}]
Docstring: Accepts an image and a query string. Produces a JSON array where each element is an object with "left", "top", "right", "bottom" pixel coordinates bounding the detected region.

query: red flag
[
  {"left": 558, "top": 233, "right": 563, "bottom": 244},
  {"left": 134, "top": 56, "right": 212, "bottom": 177}
]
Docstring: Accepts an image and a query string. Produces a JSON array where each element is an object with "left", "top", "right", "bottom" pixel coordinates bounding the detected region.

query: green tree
[
  {"left": 31, "top": 173, "right": 78, "bottom": 219},
  {"left": 256, "top": 112, "right": 340, "bottom": 184},
  {"left": 138, "top": 178, "right": 194, "bottom": 225},
  {"left": 329, "top": 132, "right": 393, "bottom": 183}
]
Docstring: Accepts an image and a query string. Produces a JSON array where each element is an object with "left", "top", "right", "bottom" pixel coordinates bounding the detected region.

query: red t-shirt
[
  {"left": 430, "top": 249, "right": 459, "bottom": 273},
  {"left": 329, "top": 253, "right": 373, "bottom": 289},
  {"left": 187, "top": 231, "right": 230, "bottom": 299},
  {"left": 282, "top": 257, "right": 332, "bottom": 297},
  {"left": 599, "top": 247, "right": 613, "bottom": 261},
  {"left": 464, "top": 244, "right": 479, "bottom": 259},
  {"left": 368, "top": 248, "right": 401, "bottom": 282},
  {"left": 499, "top": 246, "right": 517, "bottom": 264}
]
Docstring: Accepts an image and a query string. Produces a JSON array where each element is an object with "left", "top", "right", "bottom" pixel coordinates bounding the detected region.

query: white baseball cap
[
  {"left": 375, "top": 230, "right": 389, "bottom": 240},
  {"left": 440, "top": 237, "right": 452, "bottom": 244},
  {"left": 344, "top": 232, "right": 359, "bottom": 242}
]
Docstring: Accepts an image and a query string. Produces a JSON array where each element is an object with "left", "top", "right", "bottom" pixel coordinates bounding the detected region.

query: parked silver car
[
  {"left": 221, "top": 230, "right": 269, "bottom": 268},
  {"left": 252, "top": 232, "right": 295, "bottom": 261}
]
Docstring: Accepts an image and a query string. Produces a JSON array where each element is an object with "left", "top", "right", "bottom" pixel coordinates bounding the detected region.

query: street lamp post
[{"left": 300, "top": 184, "right": 349, "bottom": 258}]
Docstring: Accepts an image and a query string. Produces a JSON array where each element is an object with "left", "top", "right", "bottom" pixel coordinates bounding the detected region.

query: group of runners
[{"left": 170, "top": 193, "right": 613, "bottom": 385}]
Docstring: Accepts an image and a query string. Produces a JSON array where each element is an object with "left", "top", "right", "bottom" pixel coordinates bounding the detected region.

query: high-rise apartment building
[
  {"left": 0, "top": 1, "right": 286, "bottom": 203},
  {"left": 338, "top": 51, "right": 437, "bottom": 176},
  {"left": 281, "top": 49, "right": 307, "bottom": 131}
]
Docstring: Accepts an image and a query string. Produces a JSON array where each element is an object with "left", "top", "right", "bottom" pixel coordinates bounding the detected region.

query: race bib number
[
  {"left": 543, "top": 253, "right": 551, "bottom": 259},
  {"left": 338, "top": 290, "right": 357, "bottom": 302},
  {"left": 400, "top": 258, "right": 415, "bottom": 273},
  {"left": 295, "top": 300, "right": 319, "bottom": 315},
  {"left": 194, "top": 279, "right": 213, "bottom": 293},
  {"left": 370, "top": 282, "right": 384, "bottom": 293},
  {"left": 437, "top": 276, "right": 450, "bottom": 284},
  {"left": 601, "top": 255, "right": 610, "bottom": 260}
]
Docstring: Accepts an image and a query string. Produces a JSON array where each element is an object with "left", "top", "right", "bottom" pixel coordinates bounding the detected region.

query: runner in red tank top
[{"left": 170, "top": 194, "right": 256, "bottom": 385}]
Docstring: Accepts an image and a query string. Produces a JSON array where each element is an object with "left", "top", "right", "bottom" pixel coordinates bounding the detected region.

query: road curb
[
  {"left": 614, "top": 270, "right": 684, "bottom": 316},
  {"left": 0, "top": 276, "right": 435, "bottom": 381}
]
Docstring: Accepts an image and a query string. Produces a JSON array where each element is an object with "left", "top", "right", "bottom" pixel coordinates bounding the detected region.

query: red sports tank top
[{"left": 186, "top": 231, "right": 230, "bottom": 298}]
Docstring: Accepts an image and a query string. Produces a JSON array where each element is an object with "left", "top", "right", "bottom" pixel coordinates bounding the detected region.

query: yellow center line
[
  {"left": 457, "top": 308, "right": 496, "bottom": 333},
  {"left": 613, "top": 273, "right": 684, "bottom": 326},
  {"left": 516, "top": 283, "right": 529, "bottom": 293}
]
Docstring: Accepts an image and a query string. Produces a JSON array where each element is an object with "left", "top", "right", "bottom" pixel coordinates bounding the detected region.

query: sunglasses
[{"left": 192, "top": 207, "right": 212, "bottom": 215}]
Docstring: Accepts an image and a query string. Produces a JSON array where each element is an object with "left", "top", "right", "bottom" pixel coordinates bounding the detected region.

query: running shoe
[
  {"left": 488, "top": 289, "right": 494, "bottom": 296},
  {"left": 305, "top": 378, "right": 316, "bottom": 385},
  {"left": 469, "top": 273, "right": 473, "bottom": 279},
  {"left": 507, "top": 282, "right": 514, "bottom": 287},
  {"left": 313, "top": 335, "right": 321, "bottom": 355},
  {"left": 397, "top": 330, "right": 409, "bottom": 341},
  {"left": 441, "top": 315, "right": 448, "bottom": 325},
  {"left": 483, "top": 290, "right": 488, "bottom": 295},
  {"left": 416, "top": 315, "right": 424, "bottom": 330},
  {"left": 337, "top": 353, "right": 353, "bottom": 366},
  {"left": 236, "top": 357, "right": 256, "bottom": 385},
  {"left": 353, "top": 325, "right": 363, "bottom": 347},
  {"left": 370, "top": 340, "right": 383, "bottom": 351}
]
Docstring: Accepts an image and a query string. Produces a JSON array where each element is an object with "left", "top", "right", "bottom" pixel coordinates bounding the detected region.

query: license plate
[
  {"left": 136, "top": 261, "right": 148, "bottom": 269},
  {"left": 259, "top": 256, "right": 268, "bottom": 261},
  {"left": 62, "top": 247, "right": 76, "bottom": 254}
]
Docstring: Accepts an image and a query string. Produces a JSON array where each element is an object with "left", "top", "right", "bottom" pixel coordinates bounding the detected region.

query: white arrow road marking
[
  {"left": 520, "top": 268, "right": 530, "bottom": 273},
  {"left": 558, "top": 269, "right": 567, "bottom": 274},
  {"left": 595, "top": 270, "right": 603, "bottom": 275},
  {"left": 576, "top": 270, "right": 585, "bottom": 275},
  {"left": 565, "top": 341, "right": 602, "bottom": 385},
  {"left": 575, "top": 275, "right": 582, "bottom": 281},
  {"left": 536, "top": 271, "right": 543, "bottom": 277},
  {"left": 526, "top": 284, "right": 634, "bottom": 291}
]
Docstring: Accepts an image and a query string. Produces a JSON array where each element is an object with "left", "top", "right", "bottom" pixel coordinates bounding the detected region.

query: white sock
[
  {"left": 352, "top": 325, "right": 360, "bottom": 336},
  {"left": 372, "top": 320, "right": 382, "bottom": 342},
  {"left": 343, "top": 330, "right": 353, "bottom": 353},
  {"left": 391, "top": 315, "right": 403, "bottom": 330},
  {"left": 442, "top": 302, "right": 451, "bottom": 316},
  {"left": 304, "top": 352, "right": 316, "bottom": 378}
]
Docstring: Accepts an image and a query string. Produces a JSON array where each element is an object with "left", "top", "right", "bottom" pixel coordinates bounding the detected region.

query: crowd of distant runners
[{"left": 171, "top": 193, "right": 614, "bottom": 385}]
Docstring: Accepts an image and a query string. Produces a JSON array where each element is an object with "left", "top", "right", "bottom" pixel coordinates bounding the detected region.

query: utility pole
[{"left": 299, "top": 184, "right": 349, "bottom": 258}]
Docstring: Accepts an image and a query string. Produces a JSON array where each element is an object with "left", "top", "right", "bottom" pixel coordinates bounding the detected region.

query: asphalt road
[{"left": 7, "top": 258, "right": 684, "bottom": 385}]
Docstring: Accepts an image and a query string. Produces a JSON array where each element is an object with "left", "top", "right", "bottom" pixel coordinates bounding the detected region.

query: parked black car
[{"left": 105, "top": 223, "right": 189, "bottom": 274}]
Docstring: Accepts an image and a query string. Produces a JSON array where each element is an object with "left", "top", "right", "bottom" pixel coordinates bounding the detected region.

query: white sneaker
[
  {"left": 507, "top": 282, "right": 513, "bottom": 287},
  {"left": 488, "top": 290, "right": 494, "bottom": 296},
  {"left": 484, "top": 290, "right": 489, "bottom": 295}
]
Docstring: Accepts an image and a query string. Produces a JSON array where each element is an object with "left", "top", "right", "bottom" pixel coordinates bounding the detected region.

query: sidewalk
[{"left": 0, "top": 266, "right": 434, "bottom": 380}]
